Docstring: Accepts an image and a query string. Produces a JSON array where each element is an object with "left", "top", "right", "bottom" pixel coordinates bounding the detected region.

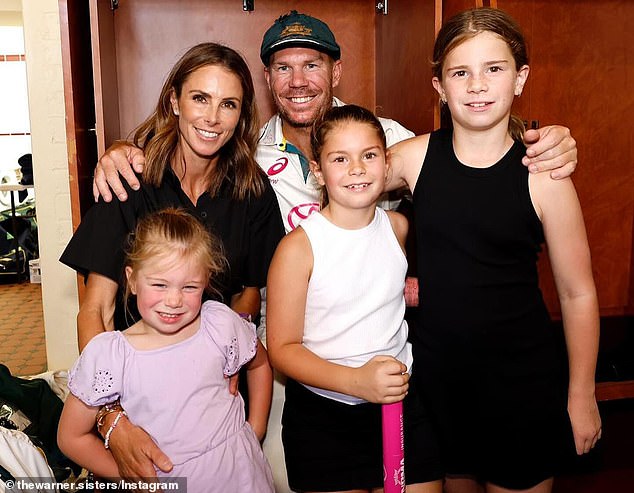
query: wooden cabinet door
[
  {"left": 375, "top": 0, "right": 439, "bottom": 135},
  {"left": 88, "top": 0, "right": 120, "bottom": 158},
  {"left": 59, "top": 0, "right": 98, "bottom": 226}
]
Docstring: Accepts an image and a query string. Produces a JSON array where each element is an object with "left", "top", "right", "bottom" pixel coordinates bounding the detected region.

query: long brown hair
[
  {"left": 132, "top": 43, "right": 265, "bottom": 199},
  {"left": 432, "top": 8, "right": 528, "bottom": 141}
]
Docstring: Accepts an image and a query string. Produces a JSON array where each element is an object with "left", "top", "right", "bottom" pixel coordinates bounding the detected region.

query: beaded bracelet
[
  {"left": 96, "top": 401, "right": 123, "bottom": 435},
  {"left": 103, "top": 410, "right": 127, "bottom": 449}
]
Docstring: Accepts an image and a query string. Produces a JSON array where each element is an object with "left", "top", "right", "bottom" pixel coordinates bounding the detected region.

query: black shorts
[
  {"left": 412, "top": 339, "right": 576, "bottom": 490},
  {"left": 281, "top": 376, "right": 442, "bottom": 492}
]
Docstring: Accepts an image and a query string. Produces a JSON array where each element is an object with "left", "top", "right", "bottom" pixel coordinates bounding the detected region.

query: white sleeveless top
[{"left": 300, "top": 207, "right": 413, "bottom": 405}]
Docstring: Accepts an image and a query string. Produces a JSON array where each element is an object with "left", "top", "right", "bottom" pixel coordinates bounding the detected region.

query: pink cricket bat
[{"left": 382, "top": 401, "right": 405, "bottom": 493}]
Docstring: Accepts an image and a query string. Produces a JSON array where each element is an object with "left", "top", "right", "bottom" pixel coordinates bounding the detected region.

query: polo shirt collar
[
  {"left": 259, "top": 97, "right": 345, "bottom": 148},
  {"left": 259, "top": 97, "right": 346, "bottom": 182}
]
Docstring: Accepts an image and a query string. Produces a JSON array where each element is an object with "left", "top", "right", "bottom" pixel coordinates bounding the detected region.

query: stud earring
[{"left": 173, "top": 109, "right": 179, "bottom": 116}]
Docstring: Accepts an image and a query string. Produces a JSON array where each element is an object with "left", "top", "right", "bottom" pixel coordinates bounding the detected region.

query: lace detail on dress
[
  {"left": 225, "top": 336, "right": 240, "bottom": 376},
  {"left": 224, "top": 330, "right": 258, "bottom": 376},
  {"left": 68, "top": 348, "right": 119, "bottom": 407},
  {"left": 92, "top": 369, "right": 114, "bottom": 394}
]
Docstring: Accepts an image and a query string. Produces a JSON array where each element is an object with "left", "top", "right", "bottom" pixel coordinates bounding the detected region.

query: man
[
  {"left": 255, "top": 11, "right": 414, "bottom": 233},
  {"left": 91, "top": 11, "right": 578, "bottom": 488}
]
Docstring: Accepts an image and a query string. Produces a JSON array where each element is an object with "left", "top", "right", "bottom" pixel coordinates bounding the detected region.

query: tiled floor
[{"left": 0, "top": 281, "right": 47, "bottom": 376}]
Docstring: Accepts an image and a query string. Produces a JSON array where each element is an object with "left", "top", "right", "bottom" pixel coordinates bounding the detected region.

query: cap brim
[{"left": 262, "top": 38, "right": 340, "bottom": 63}]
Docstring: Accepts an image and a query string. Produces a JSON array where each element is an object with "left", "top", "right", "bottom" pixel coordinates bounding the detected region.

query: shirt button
[{"left": 200, "top": 211, "right": 207, "bottom": 219}]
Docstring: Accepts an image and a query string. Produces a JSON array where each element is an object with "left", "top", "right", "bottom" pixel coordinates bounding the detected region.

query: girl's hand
[
  {"left": 352, "top": 355, "right": 408, "bottom": 404},
  {"left": 568, "top": 391, "right": 602, "bottom": 455},
  {"left": 224, "top": 373, "right": 240, "bottom": 396}
]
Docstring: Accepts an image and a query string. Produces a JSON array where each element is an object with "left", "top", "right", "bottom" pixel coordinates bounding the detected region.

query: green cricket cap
[{"left": 260, "top": 11, "right": 341, "bottom": 65}]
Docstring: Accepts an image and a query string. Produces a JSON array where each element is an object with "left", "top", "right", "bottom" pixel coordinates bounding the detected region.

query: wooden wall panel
[
  {"left": 442, "top": 0, "right": 480, "bottom": 20},
  {"left": 375, "top": 0, "right": 437, "bottom": 135},
  {"left": 108, "top": 0, "right": 377, "bottom": 140},
  {"left": 505, "top": 0, "right": 634, "bottom": 316}
]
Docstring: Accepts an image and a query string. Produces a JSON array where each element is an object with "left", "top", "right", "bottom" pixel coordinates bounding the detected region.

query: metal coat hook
[
  {"left": 110, "top": 0, "right": 119, "bottom": 10},
  {"left": 243, "top": 0, "right": 254, "bottom": 12},
  {"left": 376, "top": 0, "right": 388, "bottom": 14}
]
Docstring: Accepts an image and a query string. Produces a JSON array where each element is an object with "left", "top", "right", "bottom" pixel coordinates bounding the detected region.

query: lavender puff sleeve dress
[{"left": 68, "top": 301, "right": 274, "bottom": 493}]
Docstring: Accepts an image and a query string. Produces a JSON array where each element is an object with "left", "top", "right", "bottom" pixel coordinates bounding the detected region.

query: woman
[{"left": 60, "top": 42, "right": 284, "bottom": 477}]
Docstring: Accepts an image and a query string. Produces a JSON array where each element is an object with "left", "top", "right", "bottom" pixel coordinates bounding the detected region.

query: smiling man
[{"left": 256, "top": 11, "right": 414, "bottom": 233}]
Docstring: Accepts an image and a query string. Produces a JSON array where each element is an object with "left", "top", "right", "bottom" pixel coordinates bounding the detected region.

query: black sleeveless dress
[{"left": 410, "top": 129, "right": 574, "bottom": 489}]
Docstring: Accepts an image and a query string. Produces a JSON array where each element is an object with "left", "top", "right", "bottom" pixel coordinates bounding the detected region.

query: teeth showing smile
[
  {"left": 159, "top": 312, "right": 180, "bottom": 319},
  {"left": 196, "top": 128, "right": 218, "bottom": 138},
  {"left": 290, "top": 96, "right": 314, "bottom": 103},
  {"left": 346, "top": 183, "right": 369, "bottom": 190},
  {"left": 469, "top": 102, "right": 488, "bottom": 108}
]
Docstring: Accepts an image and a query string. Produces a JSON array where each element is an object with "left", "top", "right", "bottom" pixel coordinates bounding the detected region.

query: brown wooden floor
[{"left": 0, "top": 281, "right": 47, "bottom": 376}]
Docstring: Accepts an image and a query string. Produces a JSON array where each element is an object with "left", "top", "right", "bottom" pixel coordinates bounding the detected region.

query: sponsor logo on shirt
[
  {"left": 267, "top": 157, "right": 288, "bottom": 176},
  {"left": 288, "top": 202, "right": 320, "bottom": 230}
]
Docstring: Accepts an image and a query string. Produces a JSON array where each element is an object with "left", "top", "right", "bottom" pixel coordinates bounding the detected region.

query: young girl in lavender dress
[{"left": 58, "top": 208, "right": 274, "bottom": 493}]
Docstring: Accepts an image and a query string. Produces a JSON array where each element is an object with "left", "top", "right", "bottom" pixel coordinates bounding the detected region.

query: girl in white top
[{"left": 266, "top": 105, "right": 442, "bottom": 493}]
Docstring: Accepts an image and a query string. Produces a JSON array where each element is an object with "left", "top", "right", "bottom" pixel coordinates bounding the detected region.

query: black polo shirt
[{"left": 60, "top": 167, "right": 284, "bottom": 330}]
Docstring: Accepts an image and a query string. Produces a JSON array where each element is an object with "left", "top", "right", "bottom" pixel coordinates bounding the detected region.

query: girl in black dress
[{"left": 387, "top": 8, "right": 601, "bottom": 493}]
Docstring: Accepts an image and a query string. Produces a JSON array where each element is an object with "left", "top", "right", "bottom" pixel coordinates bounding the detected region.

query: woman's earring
[
  {"left": 440, "top": 95, "right": 447, "bottom": 104},
  {"left": 173, "top": 108, "right": 179, "bottom": 116}
]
